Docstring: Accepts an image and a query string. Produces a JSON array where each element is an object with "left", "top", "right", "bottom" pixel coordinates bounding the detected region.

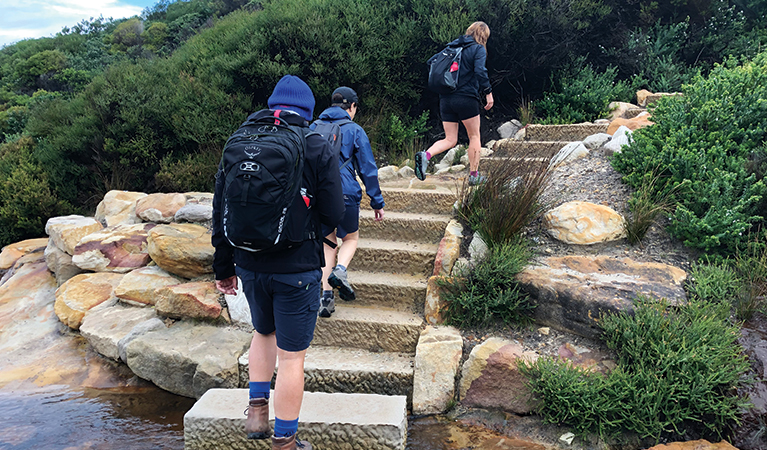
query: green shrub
[
  {"left": 438, "top": 238, "right": 535, "bottom": 328},
  {"left": 373, "top": 110, "right": 429, "bottom": 166},
  {"left": 612, "top": 52, "right": 767, "bottom": 256},
  {"left": 687, "top": 258, "right": 742, "bottom": 304},
  {"left": 535, "top": 57, "right": 634, "bottom": 124},
  {"left": 521, "top": 296, "right": 751, "bottom": 441},
  {"left": 733, "top": 235, "right": 767, "bottom": 320}
]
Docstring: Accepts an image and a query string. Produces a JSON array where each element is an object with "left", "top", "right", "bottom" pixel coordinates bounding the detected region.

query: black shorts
[
  {"left": 439, "top": 95, "right": 481, "bottom": 122},
  {"left": 321, "top": 196, "right": 360, "bottom": 239},
  {"left": 236, "top": 266, "right": 321, "bottom": 352}
]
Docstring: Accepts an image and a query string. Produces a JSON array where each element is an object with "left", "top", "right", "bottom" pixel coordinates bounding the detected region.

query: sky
[{"left": 1, "top": 0, "right": 159, "bottom": 49}]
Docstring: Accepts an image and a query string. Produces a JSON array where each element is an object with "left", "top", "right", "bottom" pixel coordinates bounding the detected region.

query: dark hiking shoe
[
  {"left": 328, "top": 266, "right": 355, "bottom": 301},
  {"left": 244, "top": 397, "right": 271, "bottom": 439},
  {"left": 271, "top": 434, "right": 312, "bottom": 450},
  {"left": 318, "top": 293, "right": 335, "bottom": 318},
  {"left": 468, "top": 173, "right": 487, "bottom": 186},
  {"left": 414, "top": 151, "right": 428, "bottom": 181}
]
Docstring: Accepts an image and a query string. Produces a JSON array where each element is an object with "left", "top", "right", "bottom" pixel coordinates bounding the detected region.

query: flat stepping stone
[
  {"left": 238, "top": 346, "right": 414, "bottom": 399},
  {"left": 313, "top": 305, "right": 423, "bottom": 353},
  {"left": 523, "top": 123, "right": 609, "bottom": 141},
  {"left": 359, "top": 210, "right": 451, "bottom": 244},
  {"left": 353, "top": 238, "right": 437, "bottom": 277},
  {"left": 341, "top": 270, "right": 427, "bottom": 312},
  {"left": 360, "top": 187, "right": 457, "bottom": 215},
  {"left": 492, "top": 140, "right": 570, "bottom": 157},
  {"left": 184, "top": 389, "right": 407, "bottom": 450}
]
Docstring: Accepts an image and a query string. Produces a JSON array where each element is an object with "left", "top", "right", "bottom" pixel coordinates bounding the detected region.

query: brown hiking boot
[
  {"left": 245, "top": 397, "right": 271, "bottom": 439},
  {"left": 271, "top": 434, "right": 312, "bottom": 449}
]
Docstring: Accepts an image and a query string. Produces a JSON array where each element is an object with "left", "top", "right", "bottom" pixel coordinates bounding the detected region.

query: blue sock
[
  {"left": 335, "top": 264, "right": 346, "bottom": 272},
  {"left": 249, "top": 381, "right": 270, "bottom": 399},
  {"left": 274, "top": 417, "right": 298, "bottom": 438}
]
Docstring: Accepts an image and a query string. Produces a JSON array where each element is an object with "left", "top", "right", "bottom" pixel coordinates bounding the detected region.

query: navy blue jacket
[
  {"left": 430, "top": 35, "right": 492, "bottom": 101},
  {"left": 311, "top": 106, "right": 385, "bottom": 210},
  {"left": 212, "top": 109, "right": 345, "bottom": 277}
]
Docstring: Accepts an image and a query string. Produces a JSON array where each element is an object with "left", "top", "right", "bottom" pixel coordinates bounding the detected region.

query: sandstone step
[
  {"left": 352, "top": 238, "right": 438, "bottom": 277},
  {"left": 341, "top": 270, "right": 427, "bottom": 312},
  {"left": 238, "top": 346, "right": 414, "bottom": 399},
  {"left": 184, "top": 389, "right": 407, "bottom": 450},
  {"left": 479, "top": 156, "right": 549, "bottom": 173},
  {"left": 523, "top": 123, "right": 608, "bottom": 142},
  {"left": 360, "top": 187, "right": 457, "bottom": 215},
  {"left": 358, "top": 209, "right": 451, "bottom": 244},
  {"left": 312, "top": 305, "right": 423, "bottom": 353},
  {"left": 624, "top": 107, "right": 647, "bottom": 119},
  {"left": 492, "top": 140, "right": 569, "bottom": 158}
]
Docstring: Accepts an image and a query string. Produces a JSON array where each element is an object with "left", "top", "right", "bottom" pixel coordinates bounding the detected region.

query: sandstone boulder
[
  {"left": 603, "top": 125, "right": 634, "bottom": 154},
  {"left": 432, "top": 220, "right": 462, "bottom": 277},
  {"left": 607, "top": 113, "right": 653, "bottom": 135},
  {"left": 95, "top": 190, "right": 146, "bottom": 227},
  {"left": 543, "top": 201, "right": 626, "bottom": 245},
  {"left": 174, "top": 204, "right": 213, "bottom": 225},
  {"left": 459, "top": 337, "right": 538, "bottom": 414},
  {"left": 0, "top": 238, "right": 48, "bottom": 270},
  {"left": 155, "top": 281, "right": 222, "bottom": 321},
  {"left": 136, "top": 193, "right": 188, "bottom": 223},
  {"left": 517, "top": 256, "right": 687, "bottom": 338},
  {"left": 550, "top": 142, "right": 589, "bottom": 168},
  {"left": 45, "top": 215, "right": 103, "bottom": 255},
  {"left": 498, "top": 120, "right": 522, "bottom": 139},
  {"left": 115, "top": 265, "right": 183, "bottom": 306},
  {"left": 72, "top": 223, "right": 157, "bottom": 273},
  {"left": 80, "top": 304, "right": 158, "bottom": 360},
  {"left": 582, "top": 133, "right": 611, "bottom": 150},
  {"left": 183, "top": 192, "right": 214, "bottom": 206},
  {"left": 125, "top": 321, "right": 251, "bottom": 398},
  {"left": 377, "top": 165, "right": 399, "bottom": 183},
  {"left": 44, "top": 240, "right": 83, "bottom": 286},
  {"left": 412, "top": 326, "right": 463, "bottom": 415},
  {"left": 54, "top": 272, "right": 124, "bottom": 329},
  {"left": 645, "top": 440, "right": 738, "bottom": 450},
  {"left": 607, "top": 101, "right": 639, "bottom": 120},
  {"left": 147, "top": 224, "right": 214, "bottom": 278}
]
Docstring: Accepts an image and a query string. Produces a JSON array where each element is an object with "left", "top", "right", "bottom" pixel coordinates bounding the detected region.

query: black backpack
[
  {"left": 427, "top": 43, "right": 464, "bottom": 94},
  {"left": 311, "top": 118, "right": 354, "bottom": 171},
  {"left": 218, "top": 110, "right": 315, "bottom": 253}
]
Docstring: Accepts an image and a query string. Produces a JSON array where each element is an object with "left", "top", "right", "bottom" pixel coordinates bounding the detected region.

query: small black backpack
[
  {"left": 427, "top": 43, "right": 464, "bottom": 94},
  {"left": 311, "top": 118, "right": 354, "bottom": 170},
  {"left": 218, "top": 110, "right": 315, "bottom": 253}
]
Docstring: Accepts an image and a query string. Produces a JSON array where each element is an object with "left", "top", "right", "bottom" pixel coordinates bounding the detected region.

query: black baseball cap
[{"left": 332, "top": 86, "right": 358, "bottom": 105}]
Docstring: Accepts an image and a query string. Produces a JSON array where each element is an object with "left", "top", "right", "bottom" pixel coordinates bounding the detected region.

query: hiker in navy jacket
[
  {"left": 212, "top": 75, "right": 344, "bottom": 450},
  {"left": 310, "top": 87, "right": 385, "bottom": 318},
  {"left": 416, "top": 21, "right": 494, "bottom": 186}
]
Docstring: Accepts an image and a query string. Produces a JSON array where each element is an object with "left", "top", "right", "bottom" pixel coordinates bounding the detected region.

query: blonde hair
[{"left": 466, "top": 21, "right": 490, "bottom": 47}]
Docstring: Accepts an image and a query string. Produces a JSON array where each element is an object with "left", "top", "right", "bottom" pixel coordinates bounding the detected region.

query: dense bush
[
  {"left": 535, "top": 58, "right": 635, "bottom": 124},
  {"left": 612, "top": 52, "right": 767, "bottom": 256},
  {"left": 520, "top": 296, "right": 751, "bottom": 441},
  {"left": 438, "top": 238, "right": 535, "bottom": 327}
]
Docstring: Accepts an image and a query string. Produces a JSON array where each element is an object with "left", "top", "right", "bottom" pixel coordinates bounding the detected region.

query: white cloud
[{"left": 1, "top": 0, "right": 145, "bottom": 48}]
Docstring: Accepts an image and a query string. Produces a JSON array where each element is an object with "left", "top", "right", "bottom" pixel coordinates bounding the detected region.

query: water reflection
[{"left": 0, "top": 384, "right": 194, "bottom": 449}]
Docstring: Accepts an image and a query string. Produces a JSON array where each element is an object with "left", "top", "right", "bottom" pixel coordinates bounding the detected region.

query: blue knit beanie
[{"left": 267, "top": 75, "right": 315, "bottom": 121}]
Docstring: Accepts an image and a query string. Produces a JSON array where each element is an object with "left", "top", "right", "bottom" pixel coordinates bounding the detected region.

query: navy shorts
[
  {"left": 236, "top": 266, "right": 321, "bottom": 352},
  {"left": 321, "top": 196, "right": 360, "bottom": 239},
  {"left": 440, "top": 95, "right": 481, "bottom": 122}
]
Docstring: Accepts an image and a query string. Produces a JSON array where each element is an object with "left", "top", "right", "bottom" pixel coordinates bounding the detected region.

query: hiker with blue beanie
[
  {"left": 212, "top": 74, "right": 344, "bottom": 450},
  {"left": 310, "top": 86, "right": 385, "bottom": 318}
]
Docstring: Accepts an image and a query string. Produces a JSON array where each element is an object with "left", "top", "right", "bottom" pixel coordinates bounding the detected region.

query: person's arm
[
  {"left": 211, "top": 164, "right": 236, "bottom": 293},
  {"left": 353, "top": 128, "right": 385, "bottom": 211},
  {"left": 474, "top": 45, "right": 492, "bottom": 99}
]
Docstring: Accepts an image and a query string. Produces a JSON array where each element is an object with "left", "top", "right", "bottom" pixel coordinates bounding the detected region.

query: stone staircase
[{"left": 187, "top": 185, "right": 457, "bottom": 449}]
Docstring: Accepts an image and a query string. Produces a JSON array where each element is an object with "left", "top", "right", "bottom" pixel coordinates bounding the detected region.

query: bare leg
[
  {"left": 425, "top": 121, "right": 460, "bottom": 160},
  {"left": 272, "top": 348, "right": 307, "bottom": 420},
  {"left": 321, "top": 231, "right": 337, "bottom": 291},
  {"left": 336, "top": 231, "right": 359, "bottom": 268},
  {"left": 248, "top": 331, "right": 277, "bottom": 382},
  {"left": 461, "top": 115, "right": 482, "bottom": 172}
]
